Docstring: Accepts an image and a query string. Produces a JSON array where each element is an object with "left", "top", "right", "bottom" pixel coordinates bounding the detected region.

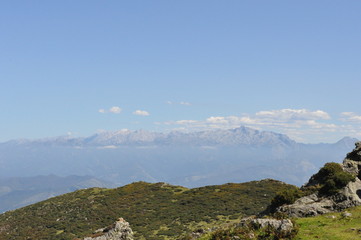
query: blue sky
[{"left": 1, "top": 1, "right": 361, "bottom": 143}]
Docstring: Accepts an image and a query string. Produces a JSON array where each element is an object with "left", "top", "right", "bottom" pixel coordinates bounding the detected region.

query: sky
[{"left": 1, "top": 1, "right": 361, "bottom": 143}]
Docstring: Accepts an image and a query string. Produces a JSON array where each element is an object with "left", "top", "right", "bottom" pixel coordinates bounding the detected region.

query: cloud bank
[{"left": 162, "top": 109, "right": 361, "bottom": 143}]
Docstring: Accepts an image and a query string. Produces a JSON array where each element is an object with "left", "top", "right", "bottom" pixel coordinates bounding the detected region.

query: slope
[
  {"left": 0, "top": 175, "right": 114, "bottom": 213},
  {"left": 0, "top": 180, "right": 294, "bottom": 240}
]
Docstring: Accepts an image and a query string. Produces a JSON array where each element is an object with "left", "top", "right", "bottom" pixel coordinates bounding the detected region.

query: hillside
[
  {"left": 0, "top": 175, "right": 114, "bottom": 213},
  {"left": 0, "top": 180, "right": 293, "bottom": 240},
  {"left": 180, "top": 141, "right": 361, "bottom": 239}
]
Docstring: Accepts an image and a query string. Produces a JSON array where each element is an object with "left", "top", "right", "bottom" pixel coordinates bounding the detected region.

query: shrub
[
  {"left": 208, "top": 221, "right": 299, "bottom": 240},
  {"left": 310, "top": 162, "right": 355, "bottom": 196},
  {"left": 269, "top": 186, "right": 303, "bottom": 210}
]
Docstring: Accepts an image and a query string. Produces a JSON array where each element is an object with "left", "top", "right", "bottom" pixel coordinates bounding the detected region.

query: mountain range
[
  {"left": 4, "top": 126, "right": 297, "bottom": 147},
  {"left": 0, "top": 126, "right": 358, "bottom": 211}
]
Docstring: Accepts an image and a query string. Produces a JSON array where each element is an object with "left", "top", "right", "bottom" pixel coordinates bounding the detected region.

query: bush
[
  {"left": 270, "top": 186, "right": 303, "bottom": 210},
  {"left": 310, "top": 162, "right": 355, "bottom": 196},
  {"left": 208, "top": 221, "right": 299, "bottom": 240}
]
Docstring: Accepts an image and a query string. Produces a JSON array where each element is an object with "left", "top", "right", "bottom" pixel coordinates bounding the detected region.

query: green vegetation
[
  {"left": 269, "top": 186, "right": 305, "bottom": 211},
  {"left": 309, "top": 162, "right": 355, "bottom": 196},
  {"left": 0, "top": 180, "right": 293, "bottom": 240},
  {"left": 295, "top": 206, "right": 361, "bottom": 239},
  {"left": 193, "top": 221, "right": 298, "bottom": 240},
  {"left": 196, "top": 205, "right": 361, "bottom": 240}
]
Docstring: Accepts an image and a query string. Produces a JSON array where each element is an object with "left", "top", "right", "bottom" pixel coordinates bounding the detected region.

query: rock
[
  {"left": 277, "top": 194, "right": 334, "bottom": 218},
  {"left": 343, "top": 141, "right": 361, "bottom": 177},
  {"left": 249, "top": 218, "right": 294, "bottom": 234},
  {"left": 277, "top": 179, "right": 361, "bottom": 218},
  {"left": 277, "top": 142, "right": 361, "bottom": 218},
  {"left": 346, "top": 141, "right": 361, "bottom": 162},
  {"left": 83, "top": 218, "right": 133, "bottom": 240},
  {"left": 187, "top": 228, "right": 209, "bottom": 239},
  {"left": 341, "top": 212, "right": 352, "bottom": 218}
]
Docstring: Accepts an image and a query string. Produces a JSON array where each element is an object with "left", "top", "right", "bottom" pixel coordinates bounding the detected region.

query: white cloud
[
  {"left": 256, "top": 109, "right": 330, "bottom": 121},
  {"left": 160, "top": 108, "right": 349, "bottom": 143},
  {"left": 109, "top": 106, "right": 122, "bottom": 114},
  {"left": 175, "top": 120, "right": 198, "bottom": 125},
  {"left": 341, "top": 112, "right": 361, "bottom": 122},
  {"left": 206, "top": 116, "right": 228, "bottom": 124},
  {"left": 133, "top": 110, "right": 150, "bottom": 116},
  {"left": 99, "top": 106, "right": 122, "bottom": 114},
  {"left": 166, "top": 101, "right": 191, "bottom": 106},
  {"left": 170, "top": 109, "right": 332, "bottom": 130}
]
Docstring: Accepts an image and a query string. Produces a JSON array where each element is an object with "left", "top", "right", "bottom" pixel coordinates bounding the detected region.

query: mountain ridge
[
  {"left": 0, "top": 126, "right": 358, "bottom": 214},
  {"left": 0, "top": 126, "right": 358, "bottom": 188},
  {"left": 1, "top": 126, "right": 299, "bottom": 147}
]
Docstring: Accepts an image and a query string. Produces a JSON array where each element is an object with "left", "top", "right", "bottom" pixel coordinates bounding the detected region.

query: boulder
[
  {"left": 277, "top": 194, "right": 334, "bottom": 217},
  {"left": 250, "top": 218, "right": 293, "bottom": 233},
  {"left": 343, "top": 141, "right": 361, "bottom": 178},
  {"left": 277, "top": 141, "right": 361, "bottom": 218},
  {"left": 83, "top": 218, "right": 133, "bottom": 240}
]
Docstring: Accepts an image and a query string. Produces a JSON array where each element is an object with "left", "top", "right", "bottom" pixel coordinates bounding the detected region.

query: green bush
[
  {"left": 310, "top": 162, "right": 355, "bottom": 196},
  {"left": 208, "top": 221, "right": 299, "bottom": 240},
  {"left": 270, "top": 186, "right": 303, "bottom": 210}
]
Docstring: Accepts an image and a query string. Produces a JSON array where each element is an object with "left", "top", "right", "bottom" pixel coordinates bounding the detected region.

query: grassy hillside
[
  {"left": 295, "top": 206, "right": 361, "bottom": 240},
  {"left": 195, "top": 205, "right": 361, "bottom": 240},
  {"left": 0, "top": 180, "right": 292, "bottom": 240}
]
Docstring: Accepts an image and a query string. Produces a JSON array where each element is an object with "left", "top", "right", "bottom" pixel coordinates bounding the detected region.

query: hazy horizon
[{"left": 0, "top": 125, "right": 358, "bottom": 145}]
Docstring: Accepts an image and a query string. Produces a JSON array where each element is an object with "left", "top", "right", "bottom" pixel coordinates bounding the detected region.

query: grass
[
  {"left": 295, "top": 206, "right": 361, "bottom": 240},
  {"left": 198, "top": 205, "right": 361, "bottom": 240}
]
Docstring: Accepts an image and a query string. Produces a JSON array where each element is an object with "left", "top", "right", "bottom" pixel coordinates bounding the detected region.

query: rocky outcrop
[
  {"left": 277, "top": 193, "right": 334, "bottom": 217},
  {"left": 277, "top": 142, "right": 361, "bottom": 218},
  {"left": 343, "top": 141, "right": 361, "bottom": 177},
  {"left": 249, "top": 218, "right": 294, "bottom": 233},
  {"left": 83, "top": 218, "right": 133, "bottom": 240}
]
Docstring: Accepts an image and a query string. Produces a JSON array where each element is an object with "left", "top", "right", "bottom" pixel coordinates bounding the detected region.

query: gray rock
[
  {"left": 277, "top": 142, "right": 361, "bottom": 218},
  {"left": 277, "top": 195, "right": 334, "bottom": 218},
  {"left": 346, "top": 141, "right": 361, "bottom": 162},
  {"left": 249, "top": 218, "right": 293, "bottom": 233},
  {"left": 83, "top": 218, "right": 133, "bottom": 240},
  {"left": 277, "top": 178, "right": 361, "bottom": 218},
  {"left": 341, "top": 211, "right": 352, "bottom": 218}
]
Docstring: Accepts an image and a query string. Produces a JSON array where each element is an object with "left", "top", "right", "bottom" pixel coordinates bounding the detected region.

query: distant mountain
[
  {"left": 3, "top": 126, "right": 296, "bottom": 147},
  {"left": 0, "top": 126, "right": 358, "bottom": 191},
  {"left": 0, "top": 175, "right": 114, "bottom": 213}
]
